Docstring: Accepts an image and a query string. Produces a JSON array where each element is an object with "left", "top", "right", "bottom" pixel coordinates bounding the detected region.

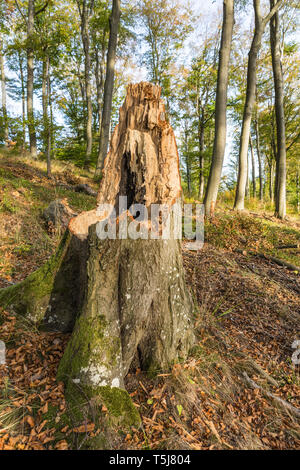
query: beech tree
[
  {"left": 234, "top": 0, "right": 283, "bottom": 211},
  {"left": 204, "top": 0, "right": 234, "bottom": 216},
  {"left": 77, "top": 0, "right": 94, "bottom": 170},
  {"left": 95, "top": 0, "right": 120, "bottom": 177},
  {"left": 0, "top": 34, "right": 8, "bottom": 143},
  {"left": 270, "top": 0, "right": 286, "bottom": 219}
]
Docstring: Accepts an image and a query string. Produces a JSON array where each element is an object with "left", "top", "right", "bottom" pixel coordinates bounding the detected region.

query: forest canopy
[{"left": 0, "top": 0, "right": 299, "bottom": 217}]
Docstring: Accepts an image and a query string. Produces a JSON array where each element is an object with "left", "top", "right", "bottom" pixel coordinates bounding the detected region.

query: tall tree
[
  {"left": 249, "top": 133, "right": 256, "bottom": 197},
  {"left": 234, "top": 0, "right": 283, "bottom": 210},
  {"left": 0, "top": 34, "right": 8, "bottom": 143},
  {"left": 95, "top": 0, "right": 120, "bottom": 177},
  {"left": 270, "top": 0, "right": 286, "bottom": 219},
  {"left": 254, "top": 105, "right": 263, "bottom": 200},
  {"left": 77, "top": 0, "right": 94, "bottom": 170},
  {"left": 203, "top": 0, "right": 234, "bottom": 216},
  {"left": 138, "top": 0, "right": 193, "bottom": 115},
  {"left": 26, "top": 0, "right": 38, "bottom": 158}
]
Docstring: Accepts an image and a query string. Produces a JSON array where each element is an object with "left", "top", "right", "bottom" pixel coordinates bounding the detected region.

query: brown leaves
[{"left": 0, "top": 309, "right": 69, "bottom": 450}]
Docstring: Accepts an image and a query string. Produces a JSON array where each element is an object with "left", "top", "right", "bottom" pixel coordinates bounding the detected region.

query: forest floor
[{"left": 0, "top": 151, "right": 299, "bottom": 450}]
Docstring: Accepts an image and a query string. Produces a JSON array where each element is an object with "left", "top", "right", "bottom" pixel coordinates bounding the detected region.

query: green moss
[
  {"left": 0, "top": 230, "right": 70, "bottom": 322},
  {"left": 57, "top": 314, "right": 121, "bottom": 384},
  {"left": 96, "top": 386, "right": 141, "bottom": 427}
]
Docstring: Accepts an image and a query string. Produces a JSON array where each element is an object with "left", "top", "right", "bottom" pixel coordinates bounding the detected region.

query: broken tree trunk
[
  {"left": 58, "top": 82, "right": 195, "bottom": 387},
  {"left": 0, "top": 82, "right": 195, "bottom": 435}
]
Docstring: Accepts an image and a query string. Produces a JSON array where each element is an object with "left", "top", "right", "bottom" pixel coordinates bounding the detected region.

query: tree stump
[{"left": 0, "top": 82, "right": 195, "bottom": 438}]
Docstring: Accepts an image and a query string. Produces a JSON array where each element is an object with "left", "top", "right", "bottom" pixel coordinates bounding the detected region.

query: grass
[
  {"left": 0, "top": 150, "right": 97, "bottom": 285},
  {"left": 204, "top": 212, "right": 300, "bottom": 267}
]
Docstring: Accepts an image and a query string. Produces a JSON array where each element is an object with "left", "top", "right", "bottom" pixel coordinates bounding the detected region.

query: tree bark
[
  {"left": 296, "top": 169, "right": 299, "bottom": 214},
  {"left": 0, "top": 82, "right": 195, "bottom": 441},
  {"left": 27, "top": 0, "right": 38, "bottom": 159},
  {"left": 95, "top": 38, "right": 106, "bottom": 133},
  {"left": 95, "top": 0, "right": 120, "bottom": 177},
  {"left": 249, "top": 134, "right": 256, "bottom": 197},
  {"left": 42, "top": 56, "right": 51, "bottom": 176},
  {"left": 78, "top": 0, "right": 93, "bottom": 170},
  {"left": 198, "top": 121, "right": 205, "bottom": 199},
  {"left": 18, "top": 51, "right": 26, "bottom": 151},
  {"left": 255, "top": 112, "right": 263, "bottom": 200},
  {"left": 270, "top": 0, "right": 286, "bottom": 219},
  {"left": 0, "top": 35, "right": 8, "bottom": 143},
  {"left": 203, "top": 0, "right": 234, "bottom": 216},
  {"left": 46, "top": 58, "right": 51, "bottom": 176},
  {"left": 234, "top": 0, "right": 283, "bottom": 210}
]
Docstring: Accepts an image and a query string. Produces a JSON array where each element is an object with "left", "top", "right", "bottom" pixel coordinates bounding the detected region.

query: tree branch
[
  {"left": 35, "top": 1, "right": 49, "bottom": 17},
  {"left": 263, "top": 0, "right": 284, "bottom": 26},
  {"left": 15, "top": 0, "right": 27, "bottom": 25},
  {"left": 76, "top": 0, "right": 82, "bottom": 18},
  {"left": 89, "top": 0, "right": 95, "bottom": 16},
  {"left": 286, "top": 129, "right": 300, "bottom": 152}
]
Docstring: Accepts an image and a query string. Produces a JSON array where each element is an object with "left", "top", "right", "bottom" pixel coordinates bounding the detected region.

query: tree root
[
  {"left": 243, "top": 371, "right": 300, "bottom": 419},
  {"left": 235, "top": 248, "right": 300, "bottom": 272}
]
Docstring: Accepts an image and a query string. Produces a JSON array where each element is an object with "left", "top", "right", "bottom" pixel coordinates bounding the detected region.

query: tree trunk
[
  {"left": 27, "top": 0, "right": 38, "bottom": 159},
  {"left": 255, "top": 113, "right": 263, "bottom": 200},
  {"left": 250, "top": 134, "right": 256, "bottom": 197},
  {"left": 46, "top": 58, "right": 51, "bottom": 176},
  {"left": 0, "top": 83, "right": 194, "bottom": 442},
  {"left": 245, "top": 151, "right": 250, "bottom": 199},
  {"left": 203, "top": 0, "right": 234, "bottom": 216},
  {"left": 78, "top": 0, "right": 93, "bottom": 170},
  {"left": 95, "top": 0, "right": 120, "bottom": 177},
  {"left": 198, "top": 113, "right": 205, "bottom": 200},
  {"left": 269, "top": 160, "right": 275, "bottom": 202},
  {"left": 19, "top": 51, "right": 26, "bottom": 151},
  {"left": 270, "top": 0, "right": 286, "bottom": 219},
  {"left": 95, "top": 40, "right": 106, "bottom": 132},
  {"left": 42, "top": 56, "right": 51, "bottom": 177},
  {"left": 0, "top": 35, "right": 8, "bottom": 143},
  {"left": 234, "top": 0, "right": 283, "bottom": 210},
  {"left": 296, "top": 169, "right": 299, "bottom": 214}
]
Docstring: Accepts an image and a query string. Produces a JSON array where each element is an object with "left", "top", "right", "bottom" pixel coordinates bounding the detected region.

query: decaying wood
[
  {"left": 58, "top": 82, "right": 195, "bottom": 393},
  {"left": 0, "top": 83, "right": 195, "bottom": 435}
]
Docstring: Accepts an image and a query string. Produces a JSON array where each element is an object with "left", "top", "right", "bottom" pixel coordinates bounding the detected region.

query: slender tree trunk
[
  {"left": 249, "top": 134, "right": 256, "bottom": 197},
  {"left": 234, "top": 0, "right": 283, "bottom": 210},
  {"left": 184, "top": 129, "right": 191, "bottom": 196},
  {"left": 42, "top": 56, "right": 51, "bottom": 177},
  {"left": 269, "top": 160, "right": 274, "bottom": 202},
  {"left": 19, "top": 51, "right": 26, "bottom": 151},
  {"left": 27, "top": 0, "right": 37, "bottom": 158},
  {"left": 270, "top": 0, "right": 286, "bottom": 219},
  {"left": 95, "top": 0, "right": 120, "bottom": 177},
  {"left": 0, "top": 35, "right": 8, "bottom": 143},
  {"left": 203, "top": 0, "right": 234, "bottom": 216},
  {"left": 296, "top": 169, "right": 299, "bottom": 214},
  {"left": 95, "top": 42, "right": 105, "bottom": 132},
  {"left": 245, "top": 151, "right": 250, "bottom": 199},
  {"left": 42, "top": 57, "right": 48, "bottom": 150},
  {"left": 78, "top": 0, "right": 93, "bottom": 170},
  {"left": 198, "top": 120, "right": 205, "bottom": 199},
  {"left": 255, "top": 114, "right": 263, "bottom": 200},
  {"left": 48, "top": 74, "right": 54, "bottom": 159}
]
